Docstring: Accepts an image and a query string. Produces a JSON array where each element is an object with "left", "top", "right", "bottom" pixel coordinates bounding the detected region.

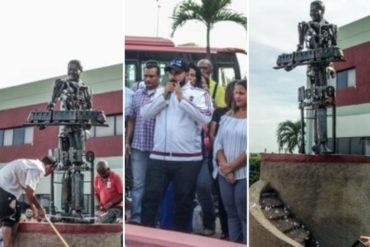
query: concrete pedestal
[
  {"left": 15, "top": 223, "right": 122, "bottom": 247},
  {"left": 250, "top": 153, "right": 370, "bottom": 247}
]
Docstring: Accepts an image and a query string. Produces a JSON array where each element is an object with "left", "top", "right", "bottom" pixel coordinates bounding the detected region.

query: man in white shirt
[
  {"left": 0, "top": 156, "right": 56, "bottom": 247},
  {"left": 140, "top": 58, "right": 213, "bottom": 232}
]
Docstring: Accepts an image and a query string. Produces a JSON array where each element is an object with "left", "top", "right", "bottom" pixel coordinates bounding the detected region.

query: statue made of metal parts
[
  {"left": 297, "top": 1, "right": 337, "bottom": 51},
  {"left": 48, "top": 60, "right": 92, "bottom": 111},
  {"left": 49, "top": 60, "right": 92, "bottom": 167},
  {"left": 275, "top": 0, "right": 345, "bottom": 154},
  {"left": 26, "top": 60, "right": 107, "bottom": 217}
]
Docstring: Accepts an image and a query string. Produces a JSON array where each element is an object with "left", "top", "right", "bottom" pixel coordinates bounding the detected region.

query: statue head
[
  {"left": 310, "top": 0, "right": 325, "bottom": 22},
  {"left": 68, "top": 59, "right": 83, "bottom": 81}
]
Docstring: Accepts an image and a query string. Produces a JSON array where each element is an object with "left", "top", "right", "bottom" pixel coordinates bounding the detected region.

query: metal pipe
[
  {"left": 50, "top": 172, "right": 55, "bottom": 215},
  {"left": 333, "top": 100, "right": 337, "bottom": 153},
  {"left": 86, "top": 151, "right": 95, "bottom": 222}
]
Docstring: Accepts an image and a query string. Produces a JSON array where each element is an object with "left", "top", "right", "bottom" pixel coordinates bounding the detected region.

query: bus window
[
  {"left": 159, "top": 63, "right": 169, "bottom": 86},
  {"left": 218, "top": 66, "right": 236, "bottom": 86},
  {"left": 125, "top": 63, "right": 136, "bottom": 88},
  {"left": 236, "top": 53, "right": 248, "bottom": 79},
  {"left": 125, "top": 36, "right": 246, "bottom": 86}
]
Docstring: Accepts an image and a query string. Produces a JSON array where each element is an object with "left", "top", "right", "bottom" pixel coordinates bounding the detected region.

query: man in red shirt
[{"left": 94, "top": 160, "right": 123, "bottom": 223}]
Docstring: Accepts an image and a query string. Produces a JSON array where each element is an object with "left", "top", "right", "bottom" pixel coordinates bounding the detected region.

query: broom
[{"left": 44, "top": 214, "right": 70, "bottom": 247}]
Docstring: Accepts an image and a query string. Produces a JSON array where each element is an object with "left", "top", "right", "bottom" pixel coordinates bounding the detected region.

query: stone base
[
  {"left": 250, "top": 180, "right": 302, "bottom": 247},
  {"left": 15, "top": 223, "right": 122, "bottom": 247},
  {"left": 253, "top": 153, "right": 370, "bottom": 247}
]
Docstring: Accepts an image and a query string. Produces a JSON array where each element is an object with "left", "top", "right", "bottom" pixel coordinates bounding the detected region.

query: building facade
[{"left": 327, "top": 16, "right": 370, "bottom": 155}]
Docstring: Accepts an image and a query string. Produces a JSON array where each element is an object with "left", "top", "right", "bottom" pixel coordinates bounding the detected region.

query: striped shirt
[
  {"left": 130, "top": 87, "right": 160, "bottom": 152},
  {"left": 213, "top": 114, "right": 247, "bottom": 180}
]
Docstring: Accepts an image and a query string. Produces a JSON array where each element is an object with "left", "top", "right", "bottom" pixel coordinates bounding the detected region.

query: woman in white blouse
[{"left": 213, "top": 80, "right": 247, "bottom": 243}]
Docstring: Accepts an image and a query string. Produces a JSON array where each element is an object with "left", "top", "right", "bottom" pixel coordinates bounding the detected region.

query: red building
[{"left": 329, "top": 16, "right": 370, "bottom": 155}]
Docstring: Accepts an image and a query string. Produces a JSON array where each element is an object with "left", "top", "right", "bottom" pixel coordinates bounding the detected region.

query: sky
[
  {"left": 125, "top": 0, "right": 248, "bottom": 77},
  {"left": 0, "top": 0, "right": 122, "bottom": 89},
  {"left": 249, "top": 0, "right": 370, "bottom": 153}
]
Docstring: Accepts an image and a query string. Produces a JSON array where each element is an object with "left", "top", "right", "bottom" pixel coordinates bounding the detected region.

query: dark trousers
[
  {"left": 141, "top": 159, "right": 201, "bottom": 232},
  {"left": 0, "top": 187, "right": 21, "bottom": 227}
]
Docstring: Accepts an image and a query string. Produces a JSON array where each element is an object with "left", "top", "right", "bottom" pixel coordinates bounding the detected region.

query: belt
[{"left": 151, "top": 151, "right": 202, "bottom": 157}]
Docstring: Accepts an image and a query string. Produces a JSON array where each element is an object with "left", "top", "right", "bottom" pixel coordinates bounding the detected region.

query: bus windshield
[{"left": 125, "top": 36, "right": 247, "bottom": 89}]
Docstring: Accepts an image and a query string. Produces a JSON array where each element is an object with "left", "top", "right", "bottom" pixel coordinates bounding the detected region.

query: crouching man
[
  {"left": 0, "top": 156, "right": 57, "bottom": 247},
  {"left": 94, "top": 161, "right": 123, "bottom": 223}
]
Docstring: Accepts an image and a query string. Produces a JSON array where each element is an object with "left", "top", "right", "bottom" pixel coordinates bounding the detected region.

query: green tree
[
  {"left": 249, "top": 153, "right": 261, "bottom": 186},
  {"left": 277, "top": 120, "right": 301, "bottom": 154},
  {"left": 171, "top": 0, "right": 247, "bottom": 59}
]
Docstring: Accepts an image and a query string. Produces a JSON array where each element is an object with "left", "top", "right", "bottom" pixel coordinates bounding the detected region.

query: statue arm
[
  {"left": 82, "top": 86, "right": 92, "bottom": 109},
  {"left": 329, "top": 24, "right": 338, "bottom": 46},
  {"left": 297, "top": 22, "right": 308, "bottom": 51},
  {"left": 48, "top": 79, "right": 65, "bottom": 110}
]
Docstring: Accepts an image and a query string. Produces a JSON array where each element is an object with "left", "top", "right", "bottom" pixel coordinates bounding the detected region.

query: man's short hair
[
  {"left": 97, "top": 160, "right": 109, "bottom": 170},
  {"left": 197, "top": 59, "right": 213, "bottom": 72},
  {"left": 41, "top": 155, "right": 57, "bottom": 167},
  {"left": 145, "top": 60, "right": 161, "bottom": 76}
]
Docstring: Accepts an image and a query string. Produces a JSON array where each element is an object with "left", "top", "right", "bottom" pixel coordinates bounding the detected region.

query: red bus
[{"left": 125, "top": 36, "right": 247, "bottom": 88}]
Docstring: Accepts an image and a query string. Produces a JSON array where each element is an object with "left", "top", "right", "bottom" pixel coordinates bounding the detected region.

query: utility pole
[{"left": 156, "top": 0, "right": 161, "bottom": 37}]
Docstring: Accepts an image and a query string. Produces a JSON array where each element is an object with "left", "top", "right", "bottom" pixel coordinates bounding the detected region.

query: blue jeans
[
  {"left": 141, "top": 159, "right": 201, "bottom": 232},
  {"left": 129, "top": 149, "right": 150, "bottom": 223},
  {"left": 158, "top": 183, "right": 194, "bottom": 232},
  {"left": 196, "top": 157, "right": 215, "bottom": 229},
  {"left": 218, "top": 176, "right": 247, "bottom": 244}
]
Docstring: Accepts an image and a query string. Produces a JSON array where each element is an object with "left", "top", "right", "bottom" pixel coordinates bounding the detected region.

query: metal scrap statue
[
  {"left": 26, "top": 60, "right": 107, "bottom": 220},
  {"left": 48, "top": 60, "right": 92, "bottom": 167},
  {"left": 275, "top": 0, "right": 345, "bottom": 154}
]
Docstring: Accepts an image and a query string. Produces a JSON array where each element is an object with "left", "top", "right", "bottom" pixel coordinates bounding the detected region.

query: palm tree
[
  {"left": 277, "top": 120, "right": 302, "bottom": 154},
  {"left": 171, "top": 0, "right": 247, "bottom": 59}
]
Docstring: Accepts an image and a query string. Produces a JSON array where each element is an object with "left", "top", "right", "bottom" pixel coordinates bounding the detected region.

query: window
[
  {"left": 350, "top": 137, "right": 363, "bottom": 155},
  {"left": 337, "top": 137, "right": 350, "bottom": 154},
  {"left": 125, "top": 63, "right": 137, "bottom": 88},
  {"left": 95, "top": 116, "right": 115, "bottom": 137},
  {"left": 336, "top": 68, "right": 356, "bottom": 90},
  {"left": 365, "top": 138, "right": 370, "bottom": 156},
  {"left": 93, "top": 114, "right": 123, "bottom": 138},
  {"left": 0, "top": 127, "right": 34, "bottom": 146},
  {"left": 25, "top": 127, "right": 34, "bottom": 144},
  {"left": 116, "top": 115, "right": 123, "bottom": 135},
  {"left": 4, "top": 129, "right": 13, "bottom": 146},
  {"left": 0, "top": 130, "right": 4, "bottom": 146},
  {"left": 13, "top": 128, "right": 25, "bottom": 145},
  {"left": 329, "top": 137, "right": 365, "bottom": 155},
  {"left": 218, "top": 66, "right": 236, "bottom": 86}
]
